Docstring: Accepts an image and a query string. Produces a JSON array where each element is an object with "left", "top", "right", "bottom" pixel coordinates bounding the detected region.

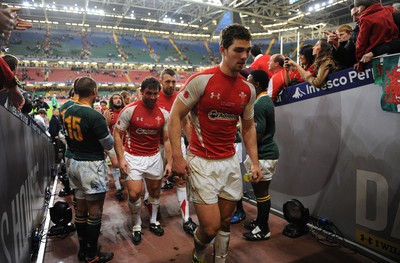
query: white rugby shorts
[{"left": 186, "top": 152, "right": 242, "bottom": 204}]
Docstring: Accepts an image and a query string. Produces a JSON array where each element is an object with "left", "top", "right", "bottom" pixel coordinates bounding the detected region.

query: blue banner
[{"left": 275, "top": 66, "right": 375, "bottom": 106}]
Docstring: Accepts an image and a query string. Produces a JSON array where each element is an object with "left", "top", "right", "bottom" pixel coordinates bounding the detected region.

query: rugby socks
[
  {"left": 193, "top": 229, "right": 208, "bottom": 261},
  {"left": 86, "top": 217, "right": 102, "bottom": 259},
  {"left": 128, "top": 198, "right": 142, "bottom": 230},
  {"left": 75, "top": 214, "right": 87, "bottom": 253},
  {"left": 176, "top": 186, "right": 189, "bottom": 222},
  {"left": 147, "top": 196, "right": 161, "bottom": 224},
  {"left": 214, "top": 230, "right": 230, "bottom": 263},
  {"left": 256, "top": 195, "right": 271, "bottom": 232},
  {"left": 111, "top": 168, "right": 121, "bottom": 190}
]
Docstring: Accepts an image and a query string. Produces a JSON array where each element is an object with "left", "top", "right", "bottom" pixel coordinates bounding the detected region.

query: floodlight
[{"left": 282, "top": 199, "right": 310, "bottom": 238}]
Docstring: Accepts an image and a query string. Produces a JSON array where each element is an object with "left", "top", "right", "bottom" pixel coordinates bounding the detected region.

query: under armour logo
[
  {"left": 239, "top": 92, "right": 247, "bottom": 99},
  {"left": 136, "top": 117, "right": 143, "bottom": 121},
  {"left": 210, "top": 92, "right": 220, "bottom": 99},
  {"left": 292, "top": 87, "right": 306, "bottom": 99}
]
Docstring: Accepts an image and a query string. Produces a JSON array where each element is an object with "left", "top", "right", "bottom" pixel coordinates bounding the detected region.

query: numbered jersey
[
  {"left": 64, "top": 101, "right": 110, "bottom": 161},
  {"left": 59, "top": 99, "right": 76, "bottom": 159}
]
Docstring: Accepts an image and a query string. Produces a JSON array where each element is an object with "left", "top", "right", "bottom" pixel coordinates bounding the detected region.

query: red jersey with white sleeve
[
  {"left": 157, "top": 90, "right": 178, "bottom": 112},
  {"left": 108, "top": 108, "right": 122, "bottom": 135},
  {"left": 178, "top": 66, "right": 256, "bottom": 159},
  {"left": 114, "top": 100, "right": 169, "bottom": 156},
  {"left": 157, "top": 90, "right": 178, "bottom": 144}
]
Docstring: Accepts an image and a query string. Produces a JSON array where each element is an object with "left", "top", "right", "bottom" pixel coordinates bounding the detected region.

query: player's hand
[
  {"left": 171, "top": 155, "right": 188, "bottom": 177},
  {"left": 250, "top": 164, "right": 262, "bottom": 184},
  {"left": 163, "top": 162, "right": 173, "bottom": 178},
  {"left": 119, "top": 159, "right": 129, "bottom": 178}
]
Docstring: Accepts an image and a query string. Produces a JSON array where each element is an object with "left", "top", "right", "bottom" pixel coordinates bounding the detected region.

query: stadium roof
[{"left": 4, "top": 0, "right": 397, "bottom": 39}]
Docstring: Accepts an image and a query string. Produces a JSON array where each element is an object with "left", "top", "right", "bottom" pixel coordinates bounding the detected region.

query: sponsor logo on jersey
[
  {"left": 136, "top": 128, "right": 158, "bottom": 134},
  {"left": 208, "top": 110, "right": 237, "bottom": 120}
]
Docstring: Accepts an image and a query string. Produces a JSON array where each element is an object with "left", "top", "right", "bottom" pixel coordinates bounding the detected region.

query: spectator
[
  {"left": 336, "top": 24, "right": 353, "bottom": 46},
  {"left": 327, "top": 5, "right": 360, "bottom": 69},
  {"left": 49, "top": 108, "right": 64, "bottom": 163},
  {"left": 267, "top": 54, "right": 286, "bottom": 102},
  {"left": 64, "top": 77, "right": 114, "bottom": 262},
  {"left": 285, "top": 39, "right": 338, "bottom": 88},
  {"left": 0, "top": 56, "right": 24, "bottom": 110},
  {"left": 168, "top": 24, "right": 262, "bottom": 263},
  {"left": 354, "top": 0, "right": 399, "bottom": 69},
  {"left": 1, "top": 54, "right": 32, "bottom": 113},
  {"left": 1, "top": 5, "right": 32, "bottom": 106},
  {"left": 34, "top": 108, "right": 48, "bottom": 134},
  {"left": 49, "top": 108, "right": 62, "bottom": 139},
  {"left": 249, "top": 44, "right": 274, "bottom": 78},
  {"left": 284, "top": 44, "right": 315, "bottom": 86}
]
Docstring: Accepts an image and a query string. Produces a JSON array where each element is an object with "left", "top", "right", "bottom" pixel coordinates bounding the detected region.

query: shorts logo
[
  {"left": 208, "top": 110, "right": 237, "bottom": 120},
  {"left": 136, "top": 128, "right": 157, "bottom": 134}
]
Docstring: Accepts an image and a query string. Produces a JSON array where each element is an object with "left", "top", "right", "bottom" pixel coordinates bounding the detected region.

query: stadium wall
[
  {"left": 271, "top": 61, "right": 400, "bottom": 262},
  {"left": 0, "top": 107, "right": 53, "bottom": 263}
]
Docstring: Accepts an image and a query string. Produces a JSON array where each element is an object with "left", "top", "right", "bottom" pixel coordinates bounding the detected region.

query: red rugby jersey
[{"left": 178, "top": 66, "right": 256, "bottom": 159}]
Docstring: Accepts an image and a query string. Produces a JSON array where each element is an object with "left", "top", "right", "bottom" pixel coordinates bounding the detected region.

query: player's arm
[
  {"left": 181, "top": 114, "right": 191, "bottom": 142},
  {"left": 113, "top": 127, "right": 128, "bottom": 176},
  {"left": 98, "top": 133, "right": 114, "bottom": 151},
  {"left": 241, "top": 117, "right": 262, "bottom": 183},
  {"left": 163, "top": 127, "right": 173, "bottom": 177},
  {"left": 169, "top": 98, "right": 191, "bottom": 176}
]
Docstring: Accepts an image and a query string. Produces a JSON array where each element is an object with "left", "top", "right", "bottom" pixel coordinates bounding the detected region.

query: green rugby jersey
[
  {"left": 59, "top": 99, "right": 76, "bottom": 159},
  {"left": 254, "top": 94, "right": 279, "bottom": 160},
  {"left": 64, "top": 101, "right": 110, "bottom": 161}
]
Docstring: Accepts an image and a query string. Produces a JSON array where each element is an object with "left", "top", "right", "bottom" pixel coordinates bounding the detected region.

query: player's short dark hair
[
  {"left": 75, "top": 77, "right": 97, "bottom": 98},
  {"left": 73, "top": 77, "right": 81, "bottom": 95},
  {"left": 220, "top": 23, "right": 252, "bottom": 49},
  {"left": 250, "top": 70, "right": 269, "bottom": 90},
  {"left": 250, "top": 45, "right": 262, "bottom": 57},
  {"left": 141, "top": 76, "right": 161, "bottom": 92},
  {"left": 2, "top": 54, "right": 18, "bottom": 72},
  {"left": 160, "top": 68, "right": 176, "bottom": 79}
]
